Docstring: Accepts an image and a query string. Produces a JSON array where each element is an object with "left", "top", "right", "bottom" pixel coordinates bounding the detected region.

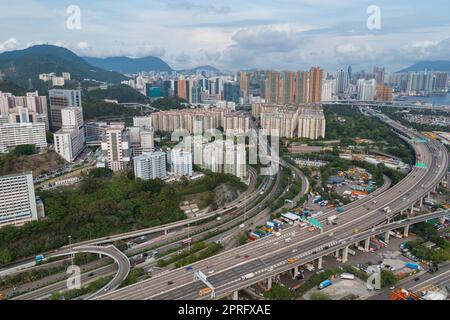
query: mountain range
[
  {"left": 398, "top": 60, "right": 450, "bottom": 73},
  {"left": 83, "top": 56, "right": 173, "bottom": 74},
  {"left": 0, "top": 45, "right": 128, "bottom": 88}
]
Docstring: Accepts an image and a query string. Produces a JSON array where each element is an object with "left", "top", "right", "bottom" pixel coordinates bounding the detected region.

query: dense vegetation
[
  {"left": 49, "top": 276, "right": 113, "bottom": 300},
  {"left": 377, "top": 106, "right": 450, "bottom": 133},
  {"left": 323, "top": 105, "right": 415, "bottom": 164},
  {"left": 0, "top": 168, "right": 246, "bottom": 264},
  {"left": 0, "top": 80, "right": 27, "bottom": 95},
  {"left": 87, "top": 85, "right": 149, "bottom": 104},
  {"left": 263, "top": 284, "right": 294, "bottom": 300},
  {"left": 409, "top": 222, "right": 450, "bottom": 263},
  {"left": 151, "top": 97, "right": 187, "bottom": 110}
]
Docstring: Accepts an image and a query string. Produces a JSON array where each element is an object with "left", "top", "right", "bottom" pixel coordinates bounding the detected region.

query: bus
[{"left": 181, "top": 238, "right": 192, "bottom": 245}]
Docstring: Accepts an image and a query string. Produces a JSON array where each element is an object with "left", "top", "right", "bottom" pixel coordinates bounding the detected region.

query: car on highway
[
  {"left": 88, "top": 272, "right": 94, "bottom": 277},
  {"left": 244, "top": 254, "right": 250, "bottom": 259},
  {"left": 168, "top": 281, "right": 174, "bottom": 285},
  {"left": 198, "top": 287, "right": 212, "bottom": 297},
  {"left": 185, "top": 266, "right": 193, "bottom": 271}
]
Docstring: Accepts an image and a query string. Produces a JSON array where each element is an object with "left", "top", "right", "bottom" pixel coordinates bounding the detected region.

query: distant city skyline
[{"left": 1, "top": 0, "right": 450, "bottom": 71}]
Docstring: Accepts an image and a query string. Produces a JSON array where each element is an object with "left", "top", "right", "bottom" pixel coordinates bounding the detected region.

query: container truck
[{"left": 318, "top": 279, "right": 332, "bottom": 289}]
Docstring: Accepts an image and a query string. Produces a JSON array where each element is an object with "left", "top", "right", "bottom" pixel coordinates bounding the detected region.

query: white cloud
[{"left": 0, "top": 38, "right": 19, "bottom": 52}]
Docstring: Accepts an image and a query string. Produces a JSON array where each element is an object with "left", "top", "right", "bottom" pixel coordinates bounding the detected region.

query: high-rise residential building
[
  {"left": 101, "top": 123, "right": 131, "bottom": 172},
  {"left": 54, "top": 107, "right": 85, "bottom": 162},
  {"left": 0, "top": 107, "right": 47, "bottom": 153},
  {"left": 308, "top": 67, "right": 323, "bottom": 103},
  {"left": 49, "top": 89, "right": 82, "bottom": 131},
  {"left": 0, "top": 91, "right": 48, "bottom": 129},
  {"left": 224, "top": 140, "right": 247, "bottom": 179},
  {"left": 373, "top": 67, "right": 385, "bottom": 85},
  {"left": 298, "top": 109, "right": 326, "bottom": 140},
  {"left": 357, "top": 79, "right": 377, "bottom": 101},
  {"left": 133, "top": 116, "right": 152, "bottom": 129},
  {"left": 322, "top": 79, "right": 335, "bottom": 101},
  {"left": 294, "top": 71, "right": 309, "bottom": 104},
  {"left": 265, "top": 71, "right": 283, "bottom": 104},
  {"left": 223, "top": 112, "right": 250, "bottom": 133},
  {"left": 169, "top": 148, "right": 193, "bottom": 177},
  {"left": 0, "top": 172, "right": 40, "bottom": 228},
  {"left": 238, "top": 71, "right": 249, "bottom": 97},
  {"left": 202, "top": 140, "right": 224, "bottom": 173},
  {"left": 176, "top": 76, "right": 187, "bottom": 100},
  {"left": 134, "top": 151, "right": 167, "bottom": 180},
  {"left": 260, "top": 107, "right": 299, "bottom": 138},
  {"left": 376, "top": 84, "right": 393, "bottom": 102}
]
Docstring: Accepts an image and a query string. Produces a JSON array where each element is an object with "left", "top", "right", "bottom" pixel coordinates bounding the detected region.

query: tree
[
  {"left": 381, "top": 270, "right": 398, "bottom": 288},
  {"left": 0, "top": 248, "right": 13, "bottom": 264},
  {"left": 263, "top": 284, "right": 294, "bottom": 300},
  {"left": 13, "top": 144, "right": 36, "bottom": 156}
]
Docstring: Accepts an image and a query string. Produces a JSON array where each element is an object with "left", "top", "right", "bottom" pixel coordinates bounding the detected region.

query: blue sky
[{"left": 1, "top": 0, "right": 450, "bottom": 71}]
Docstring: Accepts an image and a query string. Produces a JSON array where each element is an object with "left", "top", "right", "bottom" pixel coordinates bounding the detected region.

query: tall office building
[
  {"left": 373, "top": 67, "right": 385, "bottom": 85},
  {"left": 298, "top": 109, "right": 326, "bottom": 140},
  {"left": 101, "top": 123, "right": 131, "bottom": 172},
  {"left": 49, "top": 89, "right": 82, "bottom": 131},
  {"left": 134, "top": 151, "right": 167, "bottom": 180},
  {"left": 335, "top": 69, "right": 349, "bottom": 94},
  {"left": 0, "top": 172, "right": 39, "bottom": 228},
  {"left": 224, "top": 82, "right": 241, "bottom": 103},
  {"left": 169, "top": 148, "right": 193, "bottom": 177},
  {"left": 54, "top": 107, "right": 85, "bottom": 162},
  {"left": 308, "top": 67, "right": 323, "bottom": 103}
]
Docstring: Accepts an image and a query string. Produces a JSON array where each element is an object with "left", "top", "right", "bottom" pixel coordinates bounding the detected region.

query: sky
[{"left": 1, "top": 0, "right": 450, "bottom": 72}]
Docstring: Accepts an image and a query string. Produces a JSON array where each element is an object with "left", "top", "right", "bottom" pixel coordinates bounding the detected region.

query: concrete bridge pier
[
  {"left": 267, "top": 277, "right": 273, "bottom": 290},
  {"left": 403, "top": 224, "right": 410, "bottom": 238},
  {"left": 439, "top": 216, "right": 446, "bottom": 225},
  {"left": 364, "top": 237, "right": 371, "bottom": 252},
  {"left": 232, "top": 290, "right": 239, "bottom": 300},
  {"left": 317, "top": 257, "right": 323, "bottom": 269},
  {"left": 342, "top": 247, "right": 349, "bottom": 263},
  {"left": 164, "top": 229, "right": 168, "bottom": 235},
  {"left": 384, "top": 231, "right": 390, "bottom": 244},
  {"left": 334, "top": 249, "right": 340, "bottom": 259},
  {"left": 292, "top": 266, "right": 299, "bottom": 280}
]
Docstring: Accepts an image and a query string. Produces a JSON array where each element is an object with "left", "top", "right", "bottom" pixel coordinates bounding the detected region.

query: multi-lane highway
[{"left": 96, "top": 110, "right": 448, "bottom": 300}]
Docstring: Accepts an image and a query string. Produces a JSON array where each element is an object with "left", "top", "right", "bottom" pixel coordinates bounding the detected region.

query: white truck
[
  {"left": 327, "top": 215, "right": 338, "bottom": 225},
  {"left": 241, "top": 272, "right": 255, "bottom": 280}
]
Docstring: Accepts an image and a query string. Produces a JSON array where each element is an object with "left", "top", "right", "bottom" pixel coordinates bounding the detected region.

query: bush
[{"left": 263, "top": 284, "right": 294, "bottom": 300}]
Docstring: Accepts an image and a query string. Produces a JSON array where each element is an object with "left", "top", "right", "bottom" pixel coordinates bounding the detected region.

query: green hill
[{"left": 0, "top": 45, "right": 128, "bottom": 89}]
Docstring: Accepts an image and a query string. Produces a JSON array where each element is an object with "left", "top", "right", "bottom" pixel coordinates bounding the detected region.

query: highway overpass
[{"left": 96, "top": 111, "right": 448, "bottom": 300}]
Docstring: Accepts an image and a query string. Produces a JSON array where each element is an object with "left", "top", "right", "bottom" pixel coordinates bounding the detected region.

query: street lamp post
[
  {"left": 188, "top": 224, "right": 191, "bottom": 252},
  {"left": 68, "top": 235, "right": 74, "bottom": 266}
]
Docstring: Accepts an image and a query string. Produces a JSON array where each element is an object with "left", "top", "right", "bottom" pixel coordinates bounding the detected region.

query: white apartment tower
[
  {"left": 54, "top": 107, "right": 85, "bottom": 162},
  {"left": 0, "top": 172, "right": 39, "bottom": 228},
  {"left": 134, "top": 151, "right": 167, "bottom": 180},
  {"left": 169, "top": 148, "right": 193, "bottom": 177},
  {"left": 101, "top": 123, "right": 131, "bottom": 172},
  {"left": 298, "top": 109, "right": 326, "bottom": 140}
]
